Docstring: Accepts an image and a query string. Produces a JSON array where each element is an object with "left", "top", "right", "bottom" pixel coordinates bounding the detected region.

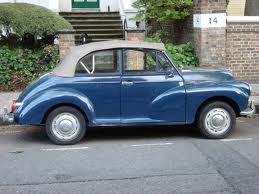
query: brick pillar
[
  {"left": 126, "top": 29, "right": 145, "bottom": 41},
  {"left": 193, "top": 0, "right": 226, "bottom": 68},
  {"left": 58, "top": 29, "right": 76, "bottom": 60}
]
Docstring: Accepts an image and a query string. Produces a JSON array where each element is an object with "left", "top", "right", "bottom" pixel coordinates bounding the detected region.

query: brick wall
[
  {"left": 194, "top": 27, "right": 226, "bottom": 68},
  {"left": 226, "top": 20, "right": 259, "bottom": 81},
  {"left": 126, "top": 29, "right": 145, "bottom": 42},
  {"left": 193, "top": 0, "right": 226, "bottom": 68},
  {"left": 193, "top": 0, "right": 226, "bottom": 14},
  {"left": 58, "top": 30, "right": 76, "bottom": 60}
]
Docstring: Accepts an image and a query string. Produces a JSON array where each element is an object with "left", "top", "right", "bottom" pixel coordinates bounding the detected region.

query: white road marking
[
  {"left": 41, "top": 146, "right": 89, "bottom": 151},
  {"left": 220, "top": 138, "right": 253, "bottom": 142},
  {"left": 130, "top": 142, "right": 174, "bottom": 147},
  {"left": 0, "top": 130, "right": 23, "bottom": 134}
]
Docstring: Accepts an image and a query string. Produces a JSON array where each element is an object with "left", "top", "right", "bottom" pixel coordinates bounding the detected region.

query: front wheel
[
  {"left": 46, "top": 106, "right": 86, "bottom": 145},
  {"left": 197, "top": 101, "right": 236, "bottom": 139}
]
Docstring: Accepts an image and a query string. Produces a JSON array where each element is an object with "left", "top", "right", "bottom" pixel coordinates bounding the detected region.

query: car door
[
  {"left": 121, "top": 49, "right": 185, "bottom": 124},
  {"left": 74, "top": 49, "right": 121, "bottom": 125}
]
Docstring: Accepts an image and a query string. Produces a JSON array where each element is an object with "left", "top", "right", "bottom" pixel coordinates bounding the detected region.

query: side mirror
[{"left": 167, "top": 68, "right": 175, "bottom": 78}]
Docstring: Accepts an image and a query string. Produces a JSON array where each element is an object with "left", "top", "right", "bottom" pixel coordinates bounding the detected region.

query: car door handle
[{"left": 122, "top": 81, "right": 134, "bottom": 86}]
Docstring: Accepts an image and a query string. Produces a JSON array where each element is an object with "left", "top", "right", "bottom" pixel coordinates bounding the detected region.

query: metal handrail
[{"left": 121, "top": 15, "right": 128, "bottom": 40}]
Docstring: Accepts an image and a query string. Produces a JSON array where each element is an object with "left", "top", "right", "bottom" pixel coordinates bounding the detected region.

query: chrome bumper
[
  {"left": 240, "top": 99, "right": 256, "bottom": 118},
  {"left": 1, "top": 107, "right": 14, "bottom": 123}
]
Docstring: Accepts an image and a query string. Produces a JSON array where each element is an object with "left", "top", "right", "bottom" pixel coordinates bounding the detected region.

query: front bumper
[
  {"left": 0, "top": 108, "right": 14, "bottom": 124},
  {"left": 240, "top": 99, "right": 256, "bottom": 118}
]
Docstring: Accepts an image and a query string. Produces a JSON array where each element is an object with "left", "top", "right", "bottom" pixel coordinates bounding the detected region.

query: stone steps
[
  {"left": 59, "top": 12, "right": 123, "bottom": 45},
  {"left": 72, "top": 24, "right": 123, "bottom": 29},
  {"left": 60, "top": 12, "right": 120, "bottom": 17},
  {"left": 69, "top": 20, "right": 122, "bottom": 25}
]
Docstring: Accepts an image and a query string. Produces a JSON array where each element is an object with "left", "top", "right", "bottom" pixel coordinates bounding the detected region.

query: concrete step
[
  {"left": 75, "top": 29, "right": 123, "bottom": 34},
  {"left": 75, "top": 38, "right": 123, "bottom": 44},
  {"left": 63, "top": 16, "right": 121, "bottom": 20},
  {"left": 73, "top": 24, "right": 123, "bottom": 30},
  {"left": 75, "top": 33, "right": 123, "bottom": 37},
  {"left": 68, "top": 20, "right": 122, "bottom": 25},
  {"left": 60, "top": 11, "right": 120, "bottom": 16}
]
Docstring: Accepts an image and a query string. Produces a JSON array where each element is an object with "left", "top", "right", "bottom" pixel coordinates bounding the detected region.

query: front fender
[
  {"left": 185, "top": 82, "right": 249, "bottom": 123},
  {"left": 15, "top": 88, "right": 95, "bottom": 126}
]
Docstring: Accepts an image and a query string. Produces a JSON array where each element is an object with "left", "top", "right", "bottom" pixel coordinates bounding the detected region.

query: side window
[
  {"left": 156, "top": 52, "right": 172, "bottom": 73},
  {"left": 123, "top": 49, "right": 172, "bottom": 74},
  {"left": 75, "top": 49, "right": 120, "bottom": 75}
]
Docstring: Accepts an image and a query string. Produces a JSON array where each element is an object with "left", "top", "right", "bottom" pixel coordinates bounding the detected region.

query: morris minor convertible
[{"left": 2, "top": 40, "right": 255, "bottom": 145}]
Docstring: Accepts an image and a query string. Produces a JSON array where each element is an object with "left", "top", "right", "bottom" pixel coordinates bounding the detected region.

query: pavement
[{"left": 0, "top": 117, "right": 258, "bottom": 193}]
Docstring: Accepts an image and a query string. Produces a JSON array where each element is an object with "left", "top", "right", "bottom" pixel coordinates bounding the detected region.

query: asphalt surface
[{"left": 0, "top": 117, "right": 259, "bottom": 194}]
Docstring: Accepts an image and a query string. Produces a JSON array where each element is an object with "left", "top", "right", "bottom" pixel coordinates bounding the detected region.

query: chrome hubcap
[
  {"left": 205, "top": 108, "right": 231, "bottom": 135},
  {"left": 52, "top": 113, "right": 80, "bottom": 140}
]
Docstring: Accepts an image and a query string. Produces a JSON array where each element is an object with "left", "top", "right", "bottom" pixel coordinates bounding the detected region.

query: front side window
[
  {"left": 123, "top": 49, "right": 172, "bottom": 74},
  {"left": 75, "top": 49, "right": 120, "bottom": 75},
  {"left": 156, "top": 52, "right": 172, "bottom": 73}
]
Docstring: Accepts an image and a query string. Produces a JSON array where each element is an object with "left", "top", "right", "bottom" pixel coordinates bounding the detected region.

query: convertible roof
[{"left": 53, "top": 40, "right": 166, "bottom": 77}]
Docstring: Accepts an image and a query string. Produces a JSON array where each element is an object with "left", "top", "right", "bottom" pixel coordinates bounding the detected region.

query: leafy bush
[
  {"left": 133, "top": 0, "right": 192, "bottom": 22},
  {"left": 145, "top": 37, "right": 199, "bottom": 68},
  {"left": 0, "top": 3, "right": 72, "bottom": 37},
  {"left": 0, "top": 45, "right": 59, "bottom": 91},
  {"left": 165, "top": 42, "right": 199, "bottom": 68},
  {"left": 133, "top": 0, "right": 192, "bottom": 43}
]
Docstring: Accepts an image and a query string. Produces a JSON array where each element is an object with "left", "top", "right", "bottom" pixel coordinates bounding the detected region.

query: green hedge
[
  {"left": 0, "top": 3, "right": 72, "bottom": 37},
  {"left": 145, "top": 37, "right": 199, "bottom": 67},
  {"left": 0, "top": 46, "right": 59, "bottom": 91}
]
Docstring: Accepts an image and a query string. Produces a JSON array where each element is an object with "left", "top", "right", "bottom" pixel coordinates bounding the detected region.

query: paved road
[{"left": 0, "top": 117, "right": 259, "bottom": 194}]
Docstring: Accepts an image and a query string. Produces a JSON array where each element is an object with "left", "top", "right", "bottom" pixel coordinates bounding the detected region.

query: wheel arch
[
  {"left": 41, "top": 103, "right": 89, "bottom": 125},
  {"left": 194, "top": 96, "right": 241, "bottom": 123}
]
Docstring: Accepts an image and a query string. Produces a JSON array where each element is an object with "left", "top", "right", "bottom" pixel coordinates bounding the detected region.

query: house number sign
[{"left": 193, "top": 13, "right": 226, "bottom": 28}]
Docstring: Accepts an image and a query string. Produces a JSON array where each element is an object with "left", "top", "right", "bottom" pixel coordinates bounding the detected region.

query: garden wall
[{"left": 226, "top": 17, "right": 259, "bottom": 82}]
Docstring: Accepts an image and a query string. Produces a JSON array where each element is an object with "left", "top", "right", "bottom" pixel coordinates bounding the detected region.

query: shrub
[
  {"left": 0, "top": 3, "right": 72, "bottom": 37},
  {"left": 133, "top": 0, "right": 192, "bottom": 22},
  {"left": 133, "top": 0, "right": 193, "bottom": 43},
  {"left": 0, "top": 45, "right": 59, "bottom": 91},
  {"left": 145, "top": 37, "right": 199, "bottom": 68}
]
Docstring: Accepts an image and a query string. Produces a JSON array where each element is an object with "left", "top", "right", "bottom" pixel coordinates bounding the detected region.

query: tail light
[{"left": 11, "top": 102, "right": 23, "bottom": 113}]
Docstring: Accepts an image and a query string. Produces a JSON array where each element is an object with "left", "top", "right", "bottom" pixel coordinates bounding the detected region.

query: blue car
[{"left": 2, "top": 40, "right": 255, "bottom": 145}]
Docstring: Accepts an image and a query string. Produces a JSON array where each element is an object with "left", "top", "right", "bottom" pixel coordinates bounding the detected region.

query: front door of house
[{"left": 72, "top": 0, "right": 100, "bottom": 9}]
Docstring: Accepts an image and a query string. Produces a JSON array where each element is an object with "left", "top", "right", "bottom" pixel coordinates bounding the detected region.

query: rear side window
[{"left": 75, "top": 49, "right": 120, "bottom": 75}]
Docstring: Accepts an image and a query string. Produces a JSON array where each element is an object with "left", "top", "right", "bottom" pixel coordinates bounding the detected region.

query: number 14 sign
[{"left": 193, "top": 13, "right": 226, "bottom": 28}]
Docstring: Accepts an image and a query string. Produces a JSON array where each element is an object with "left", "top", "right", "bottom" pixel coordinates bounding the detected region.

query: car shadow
[
  {"left": 17, "top": 125, "right": 202, "bottom": 145},
  {"left": 83, "top": 125, "right": 201, "bottom": 142},
  {"left": 13, "top": 117, "right": 257, "bottom": 145}
]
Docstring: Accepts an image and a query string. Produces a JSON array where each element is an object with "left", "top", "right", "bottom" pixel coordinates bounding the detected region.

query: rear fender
[{"left": 15, "top": 88, "right": 95, "bottom": 126}]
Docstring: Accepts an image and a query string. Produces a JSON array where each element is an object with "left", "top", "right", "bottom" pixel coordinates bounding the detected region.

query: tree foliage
[
  {"left": 132, "top": 0, "right": 193, "bottom": 22},
  {"left": 0, "top": 3, "right": 72, "bottom": 37}
]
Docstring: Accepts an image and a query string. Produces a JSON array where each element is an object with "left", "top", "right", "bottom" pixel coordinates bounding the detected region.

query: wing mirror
[{"left": 167, "top": 68, "right": 175, "bottom": 78}]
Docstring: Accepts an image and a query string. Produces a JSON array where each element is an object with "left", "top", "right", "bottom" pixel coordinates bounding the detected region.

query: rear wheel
[
  {"left": 197, "top": 101, "right": 236, "bottom": 139},
  {"left": 46, "top": 106, "right": 86, "bottom": 145}
]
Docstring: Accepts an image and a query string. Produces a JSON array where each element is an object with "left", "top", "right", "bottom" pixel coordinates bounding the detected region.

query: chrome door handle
[{"left": 122, "top": 81, "right": 134, "bottom": 86}]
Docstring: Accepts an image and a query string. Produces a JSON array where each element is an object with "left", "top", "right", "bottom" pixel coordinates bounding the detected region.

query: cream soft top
[{"left": 53, "top": 40, "right": 166, "bottom": 77}]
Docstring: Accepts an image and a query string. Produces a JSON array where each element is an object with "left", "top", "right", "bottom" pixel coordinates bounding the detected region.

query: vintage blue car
[{"left": 2, "top": 40, "right": 255, "bottom": 145}]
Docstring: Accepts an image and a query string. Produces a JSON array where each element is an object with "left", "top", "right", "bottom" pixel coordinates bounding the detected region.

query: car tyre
[
  {"left": 46, "top": 106, "right": 86, "bottom": 145},
  {"left": 198, "top": 101, "right": 236, "bottom": 139}
]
